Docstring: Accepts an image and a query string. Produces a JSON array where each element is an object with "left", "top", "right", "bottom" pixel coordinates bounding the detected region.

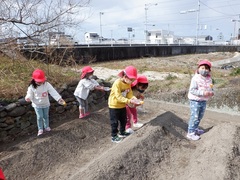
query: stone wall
[{"left": 0, "top": 78, "right": 111, "bottom": 142}]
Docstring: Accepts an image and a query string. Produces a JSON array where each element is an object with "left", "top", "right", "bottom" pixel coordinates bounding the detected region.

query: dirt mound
[
  {"left": 1, "top": 100, "right": 240, "bottom": 180},
  {"left": 71, "top": 112, "right": 240, "bottom": 180}
]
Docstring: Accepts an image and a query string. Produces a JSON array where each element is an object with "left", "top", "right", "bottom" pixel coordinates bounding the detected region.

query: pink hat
[{"left": 198, "top": 59, "right": 212, "bottom": 69}]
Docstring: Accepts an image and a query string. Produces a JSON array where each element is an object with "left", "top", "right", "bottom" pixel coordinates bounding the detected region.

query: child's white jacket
[
  {"left": 188, "top": 73, "right": 213, "bottom": 101},
  {"left": 25, "top": 82, "right": 62, "bottom": 108},
  {"left": 74, "top": 78, "right": 99, "bottom": 100}
]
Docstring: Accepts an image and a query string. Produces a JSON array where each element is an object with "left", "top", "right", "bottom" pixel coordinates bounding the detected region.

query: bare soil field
[
  {"left": 0, "top": 52, "right": 240, "bottom": 180},
  {"left": 0, "top": 101, "right": 240, "bottom": 180}
]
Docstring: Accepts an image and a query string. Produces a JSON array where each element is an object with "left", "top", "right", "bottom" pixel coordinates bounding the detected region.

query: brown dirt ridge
[{"left": 1, "top": 100, "right": 240, "bottom": 180}]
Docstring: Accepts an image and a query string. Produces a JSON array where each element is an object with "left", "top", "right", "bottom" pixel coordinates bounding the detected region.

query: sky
[{"left": 70, "top": 0, "right": 240, "bottom": 43}]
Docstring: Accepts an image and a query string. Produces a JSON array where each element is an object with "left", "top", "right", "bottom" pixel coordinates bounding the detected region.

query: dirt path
[
  {"left": 1, "top": 99, "right": 240, "bottom": 180},
  {"left": 1, "top": 52, "right": 240, "bottom": 179}
]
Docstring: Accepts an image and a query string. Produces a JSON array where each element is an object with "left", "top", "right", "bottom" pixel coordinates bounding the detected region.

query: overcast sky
[{"left": 71, "top": 0, "right": 240, "bottom": 42}]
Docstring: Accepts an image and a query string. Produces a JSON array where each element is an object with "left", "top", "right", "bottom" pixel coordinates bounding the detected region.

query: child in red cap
[
  {"left": 74, "top": 66, "right": 105, "bottom": 118},
  {"left": 108, "top": 66, "right": 140, "bottom": 143},
  {"left": 125, "top": 75, "right": 149, "bottom": 134},
  {"left": 25, "top": 69, "right": 66, "bottom": 136},
  {"left": 187, "top": 59, "right": 214, "bottom": 141}
]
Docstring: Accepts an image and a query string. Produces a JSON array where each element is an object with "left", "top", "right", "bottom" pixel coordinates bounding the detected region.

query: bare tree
[{"left": 0, "top": 0, "right": 90, "bottom": 48}]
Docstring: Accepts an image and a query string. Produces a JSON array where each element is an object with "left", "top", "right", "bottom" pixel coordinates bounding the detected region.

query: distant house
[
  {"left": 182, "top": 36, "right": 196, "bottom": 45},
  {"left": 0, "top": 37, "right": 44, "bottom": 49},
  {"left": 147, "top": 30, "right": 177, "bottom": 44},
  {"left": 84, "top": 32, "right": 100, "bottom": 44},
  {"left": 49, "top": 32, "right": 78, "bottom": 46},
  {"left": 102, "top": 38, "right": 116, "bottom": 44},
  {"left": 198, "top": 35, "right": 214, "bottom": 45},
  {"left": 117, "top": 38, "right": 128, "bottom": 44},
  {"left": 181, "top": 35, "right": 214, "bottom": 45},
  {"left": 17, "top": 37, "right": 43, "bottom": 46},
  {"left": 147, "top": 30, "right": 218, "bottom": 45}
]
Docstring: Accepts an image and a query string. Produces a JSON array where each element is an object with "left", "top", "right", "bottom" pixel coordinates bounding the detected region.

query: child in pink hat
[{"left": 187, "top": 59, "right": 214, "bottom": 141}]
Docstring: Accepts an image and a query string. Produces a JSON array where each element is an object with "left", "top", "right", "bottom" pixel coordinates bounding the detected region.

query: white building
[
  {"left": 84, "top": 32, "right": 100, "bottom": 44},
  {"left": 147, "top": 30, "right": 217, "bottom": 45},
  {"left": 147, "top": 30, "right": 176, "bottom": 44}
]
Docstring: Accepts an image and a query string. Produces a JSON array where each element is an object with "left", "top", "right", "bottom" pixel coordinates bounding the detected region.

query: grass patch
[
  {"left": 0, "top": 56, "right": 80, "bottom": 101},
  {"left": 230, "top": 68, "right": 240, "bottom": 76},
  {"left": 0, "top": 52, "right": 238, "bottom": 101},
  {"left": 212, "top": 78, "right": 228, "bottom": 88}
]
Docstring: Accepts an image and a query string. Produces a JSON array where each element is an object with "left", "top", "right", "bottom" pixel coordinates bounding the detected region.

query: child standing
[
  {"left": 187, "top": 60, "right": 214, "bottom": 140},
  {"left": 108, "top": 66, "right": 139, "bottom": 143},
  {"left": 125, "top": 75, "right": 149, "bottom": 134},
  {"left": 74, "top": 66, "right": 104, "bottom": 118},
  {"left": 25, "top": 69, "right": 66, "bottom": 136}
]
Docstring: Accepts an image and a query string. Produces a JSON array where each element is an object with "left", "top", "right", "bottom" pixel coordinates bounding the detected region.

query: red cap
[
  {"left": 32, "top": 69, "right": 46, "bottom": 82},
  {"left": 132, "top": 75, "right": 148, "bottom": 87},
  {"left": 118, "top": 66, "right": 137, "bottom": 79},
  {"left": 81, "top": 66, "right": 94, "bottom": 79},
  {"left": 198, "top": 59, "right": 212, "bottom": 69},
  {"left": 137, "top": 75, "right": 148, "bottom": 83}
]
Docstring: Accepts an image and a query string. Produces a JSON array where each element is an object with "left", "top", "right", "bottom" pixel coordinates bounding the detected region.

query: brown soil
[
  {"left": 1, "top": 52, "right": 240, "bottom": 180},
  {"left": 0, "top": 100, "right": 240, "bottom": 180}
]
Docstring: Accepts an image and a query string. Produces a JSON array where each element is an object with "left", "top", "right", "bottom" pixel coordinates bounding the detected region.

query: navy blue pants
[{"left": 109, "top": 107, "right": 127, "bottom": 137}]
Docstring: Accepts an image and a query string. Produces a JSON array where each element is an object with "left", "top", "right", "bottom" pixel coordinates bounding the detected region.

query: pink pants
[{"left": 126, "top": 105, "right": 138, "bottom": 129}]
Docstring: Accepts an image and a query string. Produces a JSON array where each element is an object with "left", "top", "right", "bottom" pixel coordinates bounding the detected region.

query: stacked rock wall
[{"left": 0, "top": 79, "right": 111, "bottom": 142}]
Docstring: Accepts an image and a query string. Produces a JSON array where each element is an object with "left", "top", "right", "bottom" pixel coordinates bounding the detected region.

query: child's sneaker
[
  {"left": 37, "top": 129, "right": 43, "bottom": 136},
  {"left": 133, "top": 122, "right": 143, "bottom": 128},
  {"left": 111, "top": 135, "right": 122, "bottom": 143},
  {"left": 79, "top": 114, "right": 85, "bottom": 119},
  {"left": 187, "top": 132, "right": 200, "bottom": 141},
  {"left": 118, "top": 131, "right": 131, "bottom": 138},
  {"left": 45, "top": 127, "right": 51, "bottom": 132},
  {"left": 84, "top": 112, "right": 90, "bottom": 117},
  {"left": 126, "top": 128, "right": 134, "bottom": 134},
  {"left": 195, "top": 128, "right": 204, "bottom": 135}
]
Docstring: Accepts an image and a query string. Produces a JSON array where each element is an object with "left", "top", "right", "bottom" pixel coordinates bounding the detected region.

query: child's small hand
[
  {"left": 95, "top": 86, "right": 105, "bottom": 91},
  {"left": 138, "top": 94, "right": 144, "bottom": 100},
  {"left": 103, "top": 87, "right": 111, "bottom": 91},
  {"left": 25, "top": 98, "right": 31, "bottom": 102},
  {"left": 99, "top": 86, "right": 105, "bottom": 91},
  {"left": 204, "top": 91, "right": 214, "bottom": 97},
  {"left": 130, "top": 98, "right": 144, "bottom": 105},
  {"left": 58, "top": 99, "right": 66, "bottom": 106},
  {"left": 128, "top": 103, "right": 135, "bottom": 108}
]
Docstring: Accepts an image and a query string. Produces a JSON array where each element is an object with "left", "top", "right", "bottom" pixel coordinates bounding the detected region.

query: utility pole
[
  {"left": 144, "top": 3, "right": 157, "bottom": 45},
  {"left": 196, "top": 0, "right": 200, "bottom": 45},
  {"left": 99, "top": 12, "right": 104, "bottom": 43},
  {"left": 180, "top": 0, "right": 200, "bottom": 45}
]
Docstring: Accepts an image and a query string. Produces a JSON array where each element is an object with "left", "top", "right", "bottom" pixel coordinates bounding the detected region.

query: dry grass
[
  {"left": 0, "top": 52, "right": 239, "bottom": 102},
  {"left": 0, "top": 55, "right": 80, "bottom": 101}
]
